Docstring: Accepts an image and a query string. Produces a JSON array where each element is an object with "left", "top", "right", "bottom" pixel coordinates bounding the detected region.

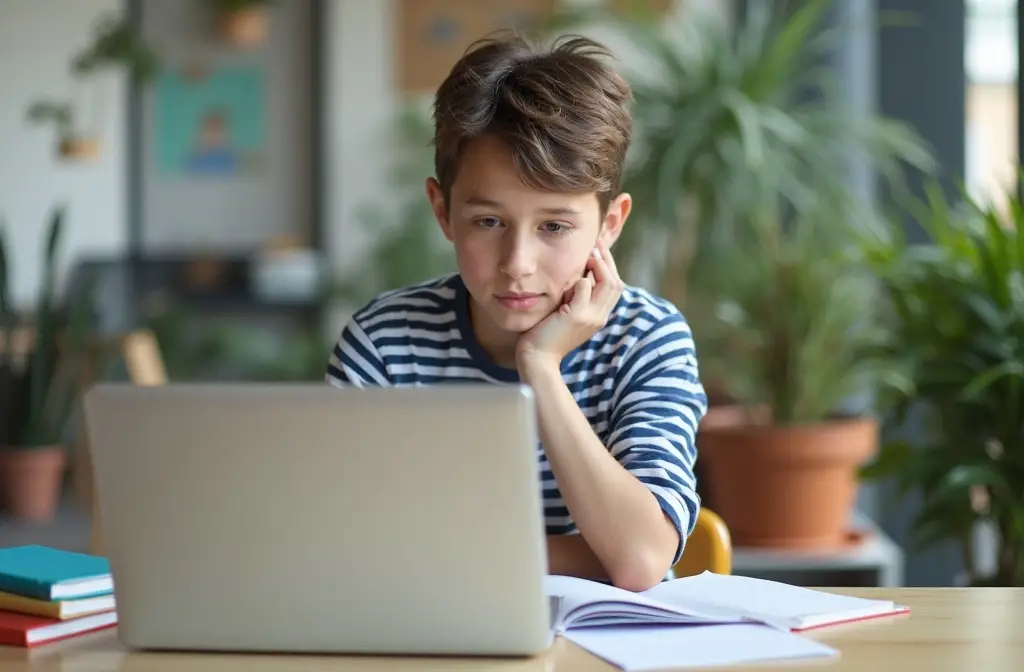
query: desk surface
[{"left": 3, "top": 588, "right": 1023, "bottom": 671}]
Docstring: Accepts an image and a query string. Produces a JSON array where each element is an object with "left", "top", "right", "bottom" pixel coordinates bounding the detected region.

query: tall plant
[
  {"left": 690, "top": 180, "right": 896, "bottom": 550},
  {"left": 0, "top": 207, "right": 97, "bottom": 449},
  {"left": 691, "top": 184, "right": 889, "bottom": 424},
  {"left": 860, "top": 180, "right": 1024, "bottom": 586}
]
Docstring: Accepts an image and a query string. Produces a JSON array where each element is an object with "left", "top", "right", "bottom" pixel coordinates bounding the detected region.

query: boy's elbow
[{"left": 607, "top": 543, "right": 676, "bottom": 592}]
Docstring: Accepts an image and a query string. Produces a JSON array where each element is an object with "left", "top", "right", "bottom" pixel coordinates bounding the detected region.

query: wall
[
  {"left": 323, "top": 0, "right": 397, "bottom": 280},
  {"left": 138, "top": 0, "right": 313, "bottom": 251},
  {"left": 0, "top": 0, "right": 127, "bottom": 307},
  {"left": 878, "top": 0, "right": 968, "bottom": 586}
]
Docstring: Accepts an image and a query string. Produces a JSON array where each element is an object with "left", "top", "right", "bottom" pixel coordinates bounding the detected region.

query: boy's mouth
[{"left": 495, "top": 292, "right": 543, "bottom": 310}]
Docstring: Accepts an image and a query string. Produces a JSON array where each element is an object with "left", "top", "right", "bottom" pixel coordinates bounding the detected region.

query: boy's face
[{"left": 426, "top": 134, "right": 630, "bottom": 337}]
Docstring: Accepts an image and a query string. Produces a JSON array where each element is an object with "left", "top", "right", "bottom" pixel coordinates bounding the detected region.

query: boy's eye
[{"left": 472, "top": 217, "right": 570, "bottom": 235}]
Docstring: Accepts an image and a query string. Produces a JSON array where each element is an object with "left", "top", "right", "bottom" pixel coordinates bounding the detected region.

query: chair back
[{"left": 672, "top": 508, "right": 732, "bottom": 578}]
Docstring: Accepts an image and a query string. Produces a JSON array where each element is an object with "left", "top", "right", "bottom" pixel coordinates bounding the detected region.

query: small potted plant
[
  {"left": 26, "top": 14, "right": 158, "bottom": 161},
  {"left": 209, "top": 0, "right": 273, "bottom": 46},
  {"left": 0, "top": 207, "right": 97, "bottom": 520},
  {"left": 860, "top": 180, "right": 1024, "bottom": 586},
  {"left": 25, "top": 102, "right": 101, "bottom": 161}
]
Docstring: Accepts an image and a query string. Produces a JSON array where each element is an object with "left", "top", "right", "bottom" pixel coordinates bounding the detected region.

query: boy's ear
[
  {"left": 425, "top": 178, "right": 453, "bottom": 242},
  {"left": 599, "top": 192, "right": 631, "bottom": 248}
]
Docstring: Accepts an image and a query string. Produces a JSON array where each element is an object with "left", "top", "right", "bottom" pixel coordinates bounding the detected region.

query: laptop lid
[{"left": 83, "top": 382, "right": 552, "bottom": 656}]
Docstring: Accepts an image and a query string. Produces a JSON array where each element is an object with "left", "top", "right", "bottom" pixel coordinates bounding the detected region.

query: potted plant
[
  {"left": 859, "top": 180, "right": 1024, "bottom": 586},
  {"left": 208, "top": 0, "right": 273, "bottom": 46},
  {"left": 0, "top": 207, "right": 98, "bottom": 520},
  {"left": 26, "top": 14, "right": 158, "bottom": 161},
  {"left": 689, "top": 184, "right": 894, "bottom": 549},
  {"left": 539, "top": 2, "right": 934, "bottom": 476},
  {"left": 24, "top": 102, "right": 98, "bottom": 161}
]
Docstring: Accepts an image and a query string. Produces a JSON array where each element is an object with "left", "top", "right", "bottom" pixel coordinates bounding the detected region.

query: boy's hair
[{"left": 431, "top": 33, "right": 632, "bottom": 213}]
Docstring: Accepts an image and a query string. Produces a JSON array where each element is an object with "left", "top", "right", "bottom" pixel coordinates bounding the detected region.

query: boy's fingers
[
  {"left": 571, "top": 274, "right": 593, "bottom": 307},
  {"left": 590, "top": 247, "right": 612, "bottom": 284},
  {"left": 598, "top": 239, "right": 620, "bottom": 279}
]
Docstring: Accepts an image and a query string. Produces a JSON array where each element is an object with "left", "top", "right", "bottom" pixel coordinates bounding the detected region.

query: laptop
[{"left": 83, "top": 382, "right": 552, "bottom": 656}]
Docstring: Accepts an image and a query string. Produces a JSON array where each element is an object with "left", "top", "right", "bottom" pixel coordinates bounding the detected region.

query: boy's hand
[{"left": 516, "top": 239, "right": 623, "bottom": 377}]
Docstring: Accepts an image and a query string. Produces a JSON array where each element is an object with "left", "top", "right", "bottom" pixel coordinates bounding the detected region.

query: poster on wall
[
  {"left": 154, "top": 64, "right": 266, "bottom": 176},
  {"left": 396, "top": 0, "right": 556, "bottom": 94}
]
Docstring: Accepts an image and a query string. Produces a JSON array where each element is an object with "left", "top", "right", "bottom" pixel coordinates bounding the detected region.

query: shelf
[{"left": 731, "top": 511, "right": 904, "bottom": 587}]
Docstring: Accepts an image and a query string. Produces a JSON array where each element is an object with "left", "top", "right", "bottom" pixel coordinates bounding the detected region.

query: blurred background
[{"left": 1, "top": 0, "right": 1022, "bottom": 589}]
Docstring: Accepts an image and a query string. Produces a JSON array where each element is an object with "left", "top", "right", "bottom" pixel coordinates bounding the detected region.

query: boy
[{"left": 326, "top": 34, "right": 707, "bottom": 591}]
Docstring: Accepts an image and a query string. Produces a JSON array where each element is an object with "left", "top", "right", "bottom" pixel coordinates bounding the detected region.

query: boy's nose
[{"left": 499, "top": 235, "right": 537, "bottom": 279}]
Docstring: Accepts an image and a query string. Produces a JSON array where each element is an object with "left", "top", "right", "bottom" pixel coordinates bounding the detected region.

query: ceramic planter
[
  {"left": 698, "top": 417, "right": 877, "bottom": 549},
  {"left": 58, "top": 138, "right": 101, "bottom": 161},
  {"left": 0, "top": 445, "right": 67, "bottom": 521},
  {"left": 696, "top": 403, "right": 771, "bottom": 508}
]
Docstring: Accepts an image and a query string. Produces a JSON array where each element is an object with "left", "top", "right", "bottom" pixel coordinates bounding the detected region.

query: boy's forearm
[
  {"left": 522, "top": 359, "right": 678, "bottom": 591},
  {"left": 546, "top": 534, "right": 609, "bottom": 580}
]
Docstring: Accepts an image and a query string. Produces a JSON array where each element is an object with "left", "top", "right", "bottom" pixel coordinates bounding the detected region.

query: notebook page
[
  {"left": 563, "top": 623, "right": 838, "bottom": 671},
  {"left": 544, "top": 575, "right": 734, "bottom": 629},
  {"left": 644, "top": 571, "right": 898, "bottom": 629}
]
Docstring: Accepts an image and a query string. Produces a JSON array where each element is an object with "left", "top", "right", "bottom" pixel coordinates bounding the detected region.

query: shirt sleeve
[
  {"left": 325, "top": 317, "right": 392, "bottom": 387},
  {"left": 607, "top": 312, "right": 707, "bottom": 565}
]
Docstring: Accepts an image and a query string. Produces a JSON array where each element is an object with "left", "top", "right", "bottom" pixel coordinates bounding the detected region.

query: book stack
[{"left": 0, "top": 545, "right": 118, "bottom": 648}]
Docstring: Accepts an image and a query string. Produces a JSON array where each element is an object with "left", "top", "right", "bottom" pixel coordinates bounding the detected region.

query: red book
[{"left": 0, "top": 609, "right": 117, "bottom": 647}]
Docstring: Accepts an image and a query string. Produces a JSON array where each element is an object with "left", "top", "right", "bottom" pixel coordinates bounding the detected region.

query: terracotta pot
[
  {"left": 695, "top": 404, "right": 770, "bottom": 508},
  {"left": 700, "top": 403, "right": 771, "bottom": 431},
  {"left": 58, "top": 138, "right": 100, "bottom": 161},
  {"left": 218, "top": 8, "right": 268, "bottom": 45},
  {"left": 0, "top": 445, "right": 67, "bottom": 521},
  {"left": 698, "top": 417, "right": 878, "bottom": 549}
]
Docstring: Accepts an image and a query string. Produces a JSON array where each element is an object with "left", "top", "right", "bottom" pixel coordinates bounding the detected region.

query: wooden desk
[{"left": 3, "top": 588, "right": 1022, "bottom": 671}]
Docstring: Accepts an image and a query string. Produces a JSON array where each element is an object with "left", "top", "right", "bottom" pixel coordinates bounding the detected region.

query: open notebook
[{"left": 546, "top": 570, "right": 909, "bottom": 633}]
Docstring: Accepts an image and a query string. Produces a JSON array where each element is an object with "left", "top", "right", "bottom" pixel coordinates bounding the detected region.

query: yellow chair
[{"left": 672, "top": 508, "right": 732, "bottom": 578}]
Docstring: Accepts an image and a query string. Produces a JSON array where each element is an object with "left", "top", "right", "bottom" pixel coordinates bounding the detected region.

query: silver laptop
[{"left": 83, "top": 382, "right": 552, "bottom": 656}]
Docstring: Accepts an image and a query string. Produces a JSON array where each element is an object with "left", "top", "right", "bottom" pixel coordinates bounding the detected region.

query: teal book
[{"left": 0, "top": 546, "right": 112, "bottom": 601}]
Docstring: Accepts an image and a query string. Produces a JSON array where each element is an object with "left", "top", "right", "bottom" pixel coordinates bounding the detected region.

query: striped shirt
[{"left": 325, "top": 273, "right": 707, "bottom": 563}]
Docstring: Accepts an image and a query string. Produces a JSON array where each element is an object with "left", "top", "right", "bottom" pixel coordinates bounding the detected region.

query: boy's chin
[{"left": 486, "top": 305, "right": 548, "bottom": 333}]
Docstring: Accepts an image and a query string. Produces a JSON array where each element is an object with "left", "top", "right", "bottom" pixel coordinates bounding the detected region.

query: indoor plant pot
[
  {"left": 684, "top": 190, "right": 893, "bottom": 550},
  {"left": 0, "top": 207, "right": 97, "bottom": 522},
  {"left": 544, "top": 0, "right": 930, "bottom": 552},
  {"left": 699, "top": 417, "right": 877, "bottom": 548},
  {"left": 695, "top": 396, "right": 770, "bottom": 509},
  {"left": 0, "top": 445, "right": 67, "bottom": 520},
  {"left": 58, "top": 137, "right": 101, "bottom": 161},
  {"left": 27, "top": 16, "right": 157, "bottom": 162}
]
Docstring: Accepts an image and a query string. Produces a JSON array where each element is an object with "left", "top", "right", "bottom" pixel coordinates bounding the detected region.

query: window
[{"left": 965, "top": 0, "right": 1018, "bottom": 215}]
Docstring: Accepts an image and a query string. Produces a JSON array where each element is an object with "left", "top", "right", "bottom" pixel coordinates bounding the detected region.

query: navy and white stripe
[{"left": 326, "top": 273, "right": 707, "bottom": 563}]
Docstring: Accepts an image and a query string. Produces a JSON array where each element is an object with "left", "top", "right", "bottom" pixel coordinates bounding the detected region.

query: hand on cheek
[
  {"left": 560, "top": 251, "right": 601, "bottom": 307},
  {"left": 516, "top": 240, "right": 624, "bottom": 376}
]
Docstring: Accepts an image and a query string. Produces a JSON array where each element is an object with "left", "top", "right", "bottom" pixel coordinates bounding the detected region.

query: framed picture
[
  {"left": 154, "top": 64, "right": 266, "bottom": 176},
  {"left": 396, "top": 0, "right": 556, "bottom": 93}
]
